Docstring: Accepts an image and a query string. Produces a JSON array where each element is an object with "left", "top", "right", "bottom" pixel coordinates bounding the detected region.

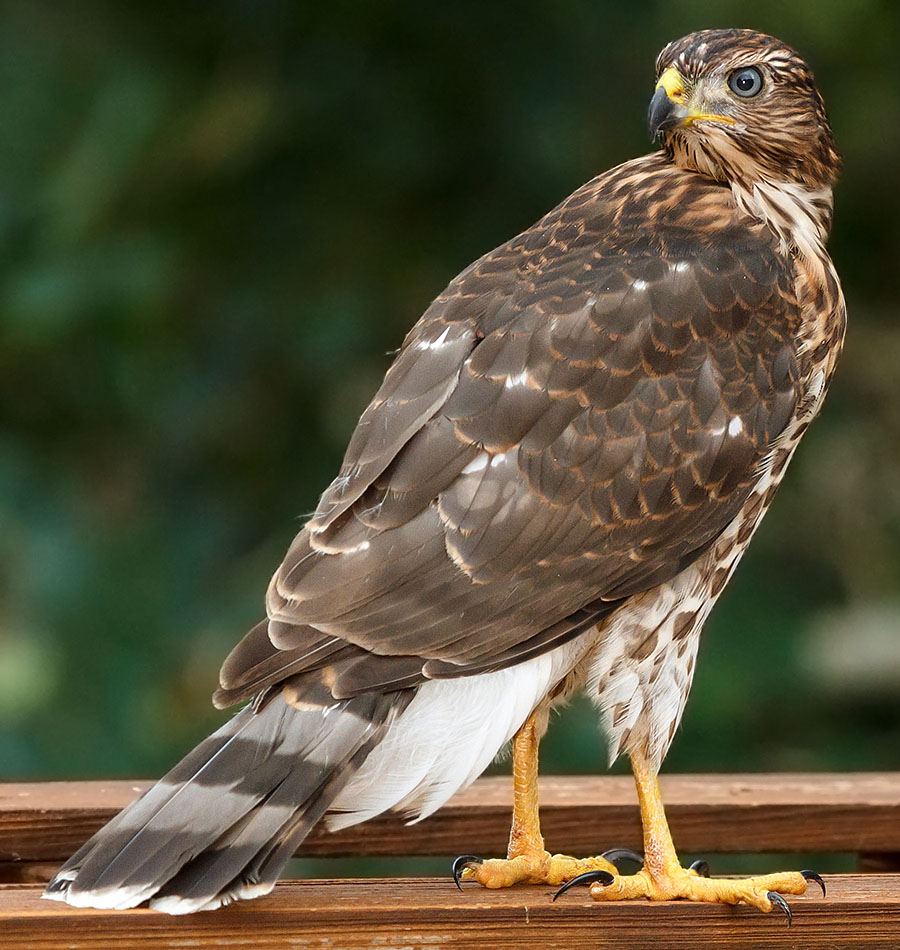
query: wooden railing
[{"left": 2, "top": 773, "right": 899, "bottom": 948}]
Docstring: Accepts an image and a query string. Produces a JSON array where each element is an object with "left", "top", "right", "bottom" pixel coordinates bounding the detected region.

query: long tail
[{"left": 43, "top": 688, "right": 410, "bottom": 914}]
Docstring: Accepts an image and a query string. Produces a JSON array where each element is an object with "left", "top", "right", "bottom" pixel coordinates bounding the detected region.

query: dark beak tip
[
  {"left": 647, "top": 87, "right": 692, "bottom": 141},
  {"left": 647, "top": 86, "right": 673, "bottom": 141}
]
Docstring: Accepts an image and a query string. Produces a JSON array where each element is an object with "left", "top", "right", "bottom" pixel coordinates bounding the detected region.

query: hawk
[{"left": 45, "top": 28, "right": 844, "bottom": 918}]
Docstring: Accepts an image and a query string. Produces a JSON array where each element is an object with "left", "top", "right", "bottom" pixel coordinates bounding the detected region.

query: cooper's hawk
[{"left": 45, "top": 28, "right": 844, "bottom": 918}]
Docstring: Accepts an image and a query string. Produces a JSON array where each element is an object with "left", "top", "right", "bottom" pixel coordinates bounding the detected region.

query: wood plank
[
  {"left": 0, "top": 862, "right": 60, "bottom": 884},
  {"left": 2, "top": 773, "right": 899, "bottom": 866},
  {"left": 2, "top": 875, "right": 899, "bottom": 949}
]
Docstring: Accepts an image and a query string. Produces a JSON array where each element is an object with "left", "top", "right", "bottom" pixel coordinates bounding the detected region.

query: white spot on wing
[
  {"left": 415, "top": 326, "right": 452, "bottom": 351},
  {"left": 727, "top": 416, "right": 744, "bottom": 437},
  {"left": 460, "top": 450, "right": 510, "bottom": 477},
  {"left": 504, "top": 371, "right": 530, "bottom": 389},
  {"left": 632, "top": 279, "right": 649, "bottom": 291},
  {"left": 461, "top": 452, "right": 489, "bottom": 475}
]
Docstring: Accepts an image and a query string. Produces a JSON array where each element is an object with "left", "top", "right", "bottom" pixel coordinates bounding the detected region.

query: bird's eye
[{"left": 728, "top": 66, "right": 764, "bottom": 98}]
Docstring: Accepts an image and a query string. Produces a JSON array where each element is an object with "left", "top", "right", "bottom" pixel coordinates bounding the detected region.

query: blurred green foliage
[{"left": 2, "top": 0, "right": 899, "bottom": 795}]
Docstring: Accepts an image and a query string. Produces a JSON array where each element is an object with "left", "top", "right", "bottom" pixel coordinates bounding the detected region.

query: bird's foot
[
  {"left": 454, "top": 849, "right": 619, "bottom": 889},
  {"left": 558, "top": 858, "right": 824, "bottom": 922}
]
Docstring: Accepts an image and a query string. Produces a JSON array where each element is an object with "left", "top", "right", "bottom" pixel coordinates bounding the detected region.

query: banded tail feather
[
  {"left": 43, "top": 687, "right": 412, "bottom": 914},
  {"left": 42, "top": 643, "right": 572, "bottom": 914}
]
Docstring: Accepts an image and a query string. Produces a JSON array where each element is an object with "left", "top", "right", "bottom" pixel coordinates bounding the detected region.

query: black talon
[
  {"left": 767, "top": 891, "right": 792, "bottom": 926},
  {"left": 451, "top": 854, "right": 482, "bottom": 891},
  {"left": 689, "top": 859, "right": 710, "bottom": 878},
  {"left": 601, "top": 848, "right": 643, "bottom": 869},
  {"left": 801, "top": 869, "right": 826, "bottom": 897},
  {"left": 552, "top": 869, "right": 615, "bottom": 901}
]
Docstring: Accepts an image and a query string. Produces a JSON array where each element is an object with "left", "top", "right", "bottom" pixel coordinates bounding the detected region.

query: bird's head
[{"left": 649, "top": 29, "right": 840, "bottom": 191}]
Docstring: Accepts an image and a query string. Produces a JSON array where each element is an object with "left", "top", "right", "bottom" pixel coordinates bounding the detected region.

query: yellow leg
[
  {"left": 459, "top": 712, "right": 618, "bottom": 887},
  {"left": 587, "top": 753, "right": 821, "bottom": 914}
]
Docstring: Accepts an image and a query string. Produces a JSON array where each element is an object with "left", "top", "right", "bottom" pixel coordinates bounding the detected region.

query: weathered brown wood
[
  {"left": 0, "top": 862, "right": 60, "bottom": 884},
  {"left": 2, "top": 773, "right": 898, "bottom": 869},
  {"left": 2, "top": 875, "right": 899, "bottom": 950}
]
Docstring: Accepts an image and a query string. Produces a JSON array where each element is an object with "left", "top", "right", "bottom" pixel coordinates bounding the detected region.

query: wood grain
[
  {"left": 3, "top": 875, "right": 899, "bottom": 950},
  {"left": 2, "top": 773, "right": 898, "bottom": 866}
]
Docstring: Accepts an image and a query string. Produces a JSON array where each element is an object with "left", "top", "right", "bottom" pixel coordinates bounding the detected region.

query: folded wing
[{"left": 217, "top": 169, "right": 801, "bottom": 706}]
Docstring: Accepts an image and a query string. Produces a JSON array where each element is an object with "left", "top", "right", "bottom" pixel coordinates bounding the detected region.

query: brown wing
[{"left": 215, "top": 155, "right": 801, "bottom": 706}]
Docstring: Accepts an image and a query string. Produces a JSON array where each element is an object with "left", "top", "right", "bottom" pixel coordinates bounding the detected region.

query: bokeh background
[{"left": 2, "top": 0, "right": 899, "bottom": 873}]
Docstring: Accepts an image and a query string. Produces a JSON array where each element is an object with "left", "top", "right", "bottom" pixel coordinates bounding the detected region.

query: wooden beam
[
  {"left": 3, "top": 875, "right": 899, "bottom": 950},
  {"left": 2, "top": 773, "right": 899, "bottom": 867}
]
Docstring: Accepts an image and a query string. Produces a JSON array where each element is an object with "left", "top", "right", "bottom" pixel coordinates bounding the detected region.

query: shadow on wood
[{"left": 3, "top": 875, "right": 900, "bottom": 950}]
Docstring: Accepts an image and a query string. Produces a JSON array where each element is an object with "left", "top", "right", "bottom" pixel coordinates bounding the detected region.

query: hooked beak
[{"left": 648, "top": 85, "right": 689, "bottom": 140}]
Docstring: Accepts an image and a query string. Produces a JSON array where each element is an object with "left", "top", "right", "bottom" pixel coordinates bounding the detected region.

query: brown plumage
[
  {"left": 46, "top": 28, "right": 845, "bottom": 915},
  {"left": 216, "top": 155, "right": 806, "bottom": 702}
]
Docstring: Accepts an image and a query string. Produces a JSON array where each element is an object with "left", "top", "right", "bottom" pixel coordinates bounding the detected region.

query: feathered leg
[{"left": 458, "top": 711, "right": 617, "bottom": 887}]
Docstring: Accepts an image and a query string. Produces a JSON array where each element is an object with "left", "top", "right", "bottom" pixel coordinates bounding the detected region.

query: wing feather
[{"left": 218, "top": 154, "right": 803, "bottom": 704}]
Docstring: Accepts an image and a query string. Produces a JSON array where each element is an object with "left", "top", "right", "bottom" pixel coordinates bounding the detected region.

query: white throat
[{"left": 731, "top": 179, "right": 833, "bottom": 262}]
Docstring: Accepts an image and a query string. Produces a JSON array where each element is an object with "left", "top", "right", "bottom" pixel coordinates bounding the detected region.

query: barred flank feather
[{"left": 43, "top": 689, "right": 410, "bottom": 914}]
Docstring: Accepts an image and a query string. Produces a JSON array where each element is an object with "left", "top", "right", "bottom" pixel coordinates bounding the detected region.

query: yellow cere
[{"left": 655, "top": 66, "right": 684, "bottom": 101}]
